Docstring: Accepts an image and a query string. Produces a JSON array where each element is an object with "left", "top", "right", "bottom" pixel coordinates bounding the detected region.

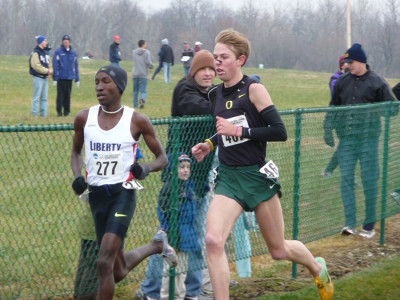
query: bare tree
[{"left": 0, "top": 0, "right": 398, "bottom": 77}]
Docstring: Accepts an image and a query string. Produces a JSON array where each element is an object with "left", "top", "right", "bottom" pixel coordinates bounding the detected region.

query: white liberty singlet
[{"left": 84, "top": 105, "right": 138, "bottom": 186}]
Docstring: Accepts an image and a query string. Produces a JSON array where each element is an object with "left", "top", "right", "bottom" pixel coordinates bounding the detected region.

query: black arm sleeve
[{"left": 242, "top": 105, "right": 287, "bottom": 142}]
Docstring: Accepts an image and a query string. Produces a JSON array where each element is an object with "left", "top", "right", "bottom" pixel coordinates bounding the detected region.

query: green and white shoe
[{"left": 314, "top": 257, "right": 334, "bottom": 300}]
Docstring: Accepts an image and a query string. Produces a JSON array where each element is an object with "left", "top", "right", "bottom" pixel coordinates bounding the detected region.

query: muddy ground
[{"left": 228, "top": 214, "right": 400, "bottom": 299}]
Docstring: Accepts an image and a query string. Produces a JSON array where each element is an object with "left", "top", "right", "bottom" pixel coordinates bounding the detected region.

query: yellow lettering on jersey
[{"left": 226, "top": 100, "right": 233, "bottom": 109}]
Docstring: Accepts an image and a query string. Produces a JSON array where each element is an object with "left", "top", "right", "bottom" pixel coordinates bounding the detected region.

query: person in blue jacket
[
  {"left": 53, "top": 34, "right": 79, "bottom": 116},
  {"left": 157, "top": 153, "right": 199, "bottom": 299}
]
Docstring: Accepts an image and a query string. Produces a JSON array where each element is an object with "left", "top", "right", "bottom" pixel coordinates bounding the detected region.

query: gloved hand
[
  {"left": 72, "top": 175, "right": 87, "bottom": 195},
  {"left": 76, "top": 81, "right": 80, "bottom": 88},
  {"left": 53, "top": 81, "right": 57, "bottom": 86},
  {"left": 130, "top": 162, "right": 150, "bottom": 180},
  {"left": 324, "top": 130, "right": 335, "bottom": 147}
]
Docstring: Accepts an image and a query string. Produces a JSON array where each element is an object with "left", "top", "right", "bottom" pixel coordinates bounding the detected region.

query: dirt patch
[{"left": 228, "top": 214, "right": 400, "bottom": 299}]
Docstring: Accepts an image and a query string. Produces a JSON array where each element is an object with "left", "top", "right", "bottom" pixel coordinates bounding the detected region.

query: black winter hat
[
  {"left": 96, "top": 65, "right": 128, "bottom": 94},
  {"left": 62, "top": 34, "right": 71, "bottom": 41},
  {"left": 343, "top": 43, "right": 367, "bottom": 63}
]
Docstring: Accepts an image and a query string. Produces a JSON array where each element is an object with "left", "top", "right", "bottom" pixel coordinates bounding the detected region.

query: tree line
[{"left": 1, "top": 0, "right": 399, "bottom": 77}]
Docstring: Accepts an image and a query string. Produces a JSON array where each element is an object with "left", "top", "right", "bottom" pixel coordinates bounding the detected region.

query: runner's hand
[
  {"left": 130, "top": 162, "right": 150, "bottom": 180},
  {"left": 72, "top": 175, "right": 87, "bottom": 195}
]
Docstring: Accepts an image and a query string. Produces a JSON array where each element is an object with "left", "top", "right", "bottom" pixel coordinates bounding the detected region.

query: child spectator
[{"left": 157, "top": 153, "right": 200, "bottom": 300}]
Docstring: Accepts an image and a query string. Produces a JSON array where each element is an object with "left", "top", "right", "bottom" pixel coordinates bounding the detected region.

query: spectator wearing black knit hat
[
  {"left": 324, "top": 43, "right": 396, "bottom": 238},
  {"left": 53, "top": 34, "right": 79, "bottom": 116},
  {"left": 71, "top": 64, "right": 175, "bottom": 300}
]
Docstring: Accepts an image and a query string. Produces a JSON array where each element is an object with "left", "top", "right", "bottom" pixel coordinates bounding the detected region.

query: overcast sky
[
  {"left": 139, "top": 0, "right": 383, "bottom": 13},
  {"left": 139, "top": 0, "right": 298, "bottom": 13}
]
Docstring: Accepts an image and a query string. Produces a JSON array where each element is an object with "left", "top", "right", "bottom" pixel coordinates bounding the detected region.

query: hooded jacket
[
  {"left": 132, "top": 47, "right": 153, "bottom": 78},
  {"left": 160, "top": 44, "right": 174, "bottom": 64}
]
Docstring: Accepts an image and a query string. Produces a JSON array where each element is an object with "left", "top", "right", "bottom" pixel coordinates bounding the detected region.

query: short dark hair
[{"left": 138, "top": 40, "right": 146, "bottom": 47}]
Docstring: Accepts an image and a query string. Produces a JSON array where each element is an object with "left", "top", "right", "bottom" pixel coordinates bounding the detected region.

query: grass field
[
  {"left": 3, "top": 54, "right": 399, "bottom": 125},
  {"left": 1, "top": 55, "right": 399, "bottom": 299}
]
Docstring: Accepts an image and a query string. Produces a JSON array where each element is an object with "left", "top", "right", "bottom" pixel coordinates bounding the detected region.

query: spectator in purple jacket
[{"left": 322, "top": 55, "right": 347, "bottom": 179}]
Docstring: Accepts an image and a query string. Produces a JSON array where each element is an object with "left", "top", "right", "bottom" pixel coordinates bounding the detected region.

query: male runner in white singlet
[{"left": 71, "top": 65, "right": 177, "bottom": 300}]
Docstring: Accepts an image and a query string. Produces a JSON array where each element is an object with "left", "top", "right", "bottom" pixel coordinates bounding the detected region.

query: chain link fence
[{"left": 1, "top": 102, "right": 400, "bottom": 298}]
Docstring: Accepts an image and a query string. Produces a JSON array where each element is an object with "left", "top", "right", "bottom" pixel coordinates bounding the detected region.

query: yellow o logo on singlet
[{"left": 226, "top": 100, "right": 233, "bottom": 109}]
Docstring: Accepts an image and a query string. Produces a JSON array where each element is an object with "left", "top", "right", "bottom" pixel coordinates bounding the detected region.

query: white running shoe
[
  {"left": 359, "top": 229, "right": 376, "bottom": 239},
  {"left": 153, "top": 229, "right": 178, "bottom": 267},
  {"left": 341, "top": 226, "right": 357, "bottom": 236}
]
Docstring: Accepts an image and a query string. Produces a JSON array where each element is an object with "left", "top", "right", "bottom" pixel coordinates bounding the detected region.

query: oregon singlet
[
  {"left": 84, "top": 105, "right": 138, "bottom": 186},
  {"left": 214, "top": 75, "right": 266, "bottom": 166}
]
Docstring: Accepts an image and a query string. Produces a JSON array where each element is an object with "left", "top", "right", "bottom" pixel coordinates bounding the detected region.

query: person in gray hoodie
[{"left": 132, "top": 40, "right": 153, "bottom": 108}]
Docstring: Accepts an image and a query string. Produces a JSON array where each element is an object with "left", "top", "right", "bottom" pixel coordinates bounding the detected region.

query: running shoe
[
  {"left": 321, "top": 168, "right": 333, "bottom": 179},
  {"left": 390, "top": 189, "right": 400, "bottom": 205},
  {"left": 135, "top": 289, "right": 158, "bottom": 300},
  {"left": 341, "top": 226, "right": 357, "bottom": 235},
  {"left": 359, "top": 229, "right": 376, "bottom": 239},
  {"left": 153, "top": 229, "right": 178, "bottom": 267},
  {"left": 314, "top": 257, "right": 334, "bottom": 300},
  {"left": 139, "top": 99, "right": 145, "bottom": 109}
]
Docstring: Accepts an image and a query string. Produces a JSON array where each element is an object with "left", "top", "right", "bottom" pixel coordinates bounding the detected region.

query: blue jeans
[
  {"left": 133, "top": 77, "right": 148, "bottom": 108},
  {"left": 337, "top": 136, "right": 379, "bottom": 230},
  {"left": 31, "top": 76, "right": 48, "bottom": 117},
  {"left": 163, "top": 62, "right": 172, "bottom": 83},
  {"left": 325, "top": 149, "right": 338, "bottom": 173},
  {"left": 151, "top": 63, "right": 163, "bottom": 80},
  {"left": 140, "top": 251, "right": 203, "bottom": 298},
  {"left": 110, "top": 62, "right": 120, "bottom": 66},
  {"left": 183, "top": 67, "right": 190, "bottom": 77}
]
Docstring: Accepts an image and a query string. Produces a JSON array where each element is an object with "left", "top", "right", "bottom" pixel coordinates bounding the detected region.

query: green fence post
[
  {"left": 291, "top": 110, "right": 302, "bottom": 279},
  {"left": 379, "top": 103, "right": 391, "bottom": 245},
  {"left": 168, "top": 117, "right": 180, "bottom": 300}
]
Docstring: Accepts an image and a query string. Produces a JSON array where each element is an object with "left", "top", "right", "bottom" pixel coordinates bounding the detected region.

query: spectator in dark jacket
[
  {"left": 159, "top": 38, "right": 174, "bottom": 83},
  {"left": 52, "top": 34, "right": 79, "bottom": 117},
  {"left": 393, "top": 82, "right": 400, "bottom": 100},
  {"left": 324, "top": 43, "right": 395, "bottom": 239},
  {"left": 109, "top": 35, "right": 121, "bottom": 66},
  {"left": 181, "top": 41, "right": 194, "bottom": 77}
]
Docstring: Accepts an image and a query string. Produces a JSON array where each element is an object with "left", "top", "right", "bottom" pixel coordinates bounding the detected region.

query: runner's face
[
  {"left": 95, "top": 73, "right": 120, "bottom": 105},
  {"left": 213, "top": 43, "right": 242, "bottom": 82}
]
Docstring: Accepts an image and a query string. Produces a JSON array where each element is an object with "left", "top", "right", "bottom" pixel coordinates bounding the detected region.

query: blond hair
[{"left": 215, "top": 29, "right": 250, "bottom": 66}]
